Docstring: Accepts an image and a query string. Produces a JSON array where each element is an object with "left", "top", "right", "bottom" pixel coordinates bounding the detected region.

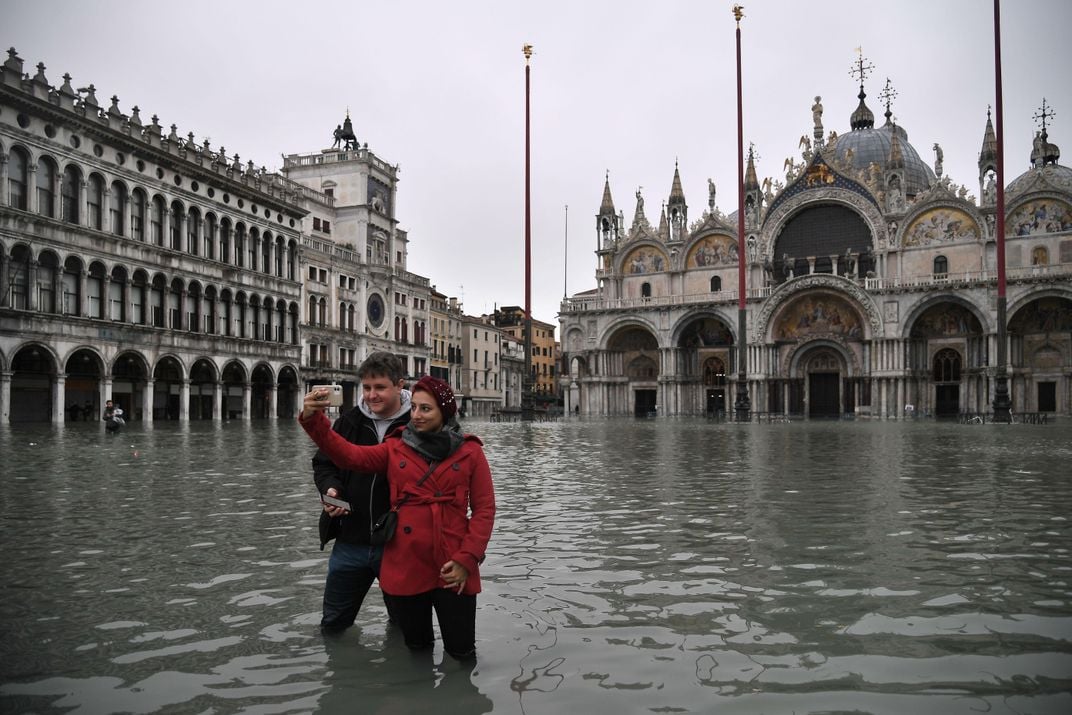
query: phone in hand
[
  {"left": 312, "top": 384, "right": 343, "bottom": 407},
  {"left": 321, "top": 494, "right": 352, "bottom": 511}
]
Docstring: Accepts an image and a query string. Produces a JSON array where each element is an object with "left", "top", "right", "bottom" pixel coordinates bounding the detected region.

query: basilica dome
[
  {"left": 828, "top": 120, "right": 935, "bottom": 197},
  {"left": 1007, "top": 162, "right": 1072, "bottom": 198}
]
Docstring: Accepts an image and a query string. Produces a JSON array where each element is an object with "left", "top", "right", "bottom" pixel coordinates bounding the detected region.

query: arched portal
[
  {"left": 112, "top": 352, "right": 148, "bottom": 421},
  {"left": 677, "top": 315, "right": 735, "bottom": 416},
  {"left": 221, "top": 361, "right": 247, "bottom": 419},
  {"left": 11, "top": 345, "right": 58, "bottom": 422},
  {"left": 792, "top": 344, "right": 850, "bottom": 418},
  {"left": 1008, "top": 296, "right": 1072, "bottom": 413},
  {"left": 250, "top": 364, "right": 274, "bottom": 419},
  {"left": 607, "top": 325, "right": 659, "bottom": 417},
  {"left": 189, "top": 359, "right": 217, "bottom": 420},
  {"left": 64, "top": 348, "right": 103, "bottom": 422},
  {"left": 153, "top": 356, "right": 184, "bottom": 420},
  {"left": 278, "top": 365, "right": 299, "bottom": 419}
]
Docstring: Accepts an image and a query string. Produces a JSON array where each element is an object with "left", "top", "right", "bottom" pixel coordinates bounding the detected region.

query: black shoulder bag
[{"left": 369, "top": 461, "right": 438, "bottom": 545}]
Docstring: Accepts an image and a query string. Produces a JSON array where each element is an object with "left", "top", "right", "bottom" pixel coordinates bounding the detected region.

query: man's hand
[{"left": 322, "top": 487, "right": 349, "bottom": 516}]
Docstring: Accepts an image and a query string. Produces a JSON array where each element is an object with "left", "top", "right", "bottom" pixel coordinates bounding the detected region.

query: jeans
[
  {"left": 384, "top": 589, "right": 477, "bottom": 659},
  {"left": 321, "top": 541, "right": 385, "bottom": 632}
]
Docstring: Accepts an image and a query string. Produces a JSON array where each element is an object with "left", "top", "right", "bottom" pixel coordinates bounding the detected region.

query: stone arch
[
  {"left": 757, "top": 274, "right": 882, "bottom": 343},
  {"left": 763, "top": 192, "right": 884, "bottom": 274},
  {"left": 250, "top": 362, "right": 275, "bottom": 419},
  {"left": 900, "top": 294, "right": 992, "bottom": 340},
  {"left": 9, "top": 342, "right": 60, "bottom": 422},
  {"left": 683, "top": 231, "right": 737, "bottom": 269},
  {"left": 599, "top": 316, "right": 661, "bottom": 351},
  {"left": 900, "top": 202, "right": 983, "bottom": 248}
]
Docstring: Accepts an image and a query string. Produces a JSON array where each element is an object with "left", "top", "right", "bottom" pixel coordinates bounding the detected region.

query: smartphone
[
  {"left": 312, "top": 384, "right": 343, "bottom": 407},
  {"left": 321, "top": 494, "right": 352, "bottom": 511}
]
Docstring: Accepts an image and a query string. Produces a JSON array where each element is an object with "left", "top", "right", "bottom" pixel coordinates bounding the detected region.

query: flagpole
[
  {"left": 733, "top": 4, "right": 751, "bottom": 421},
  {"left": 991, "top": 0, "right": 1011, "bottom": 422},
  {"left": 522, "top": 43, "right": 535, "bottom": 421}
]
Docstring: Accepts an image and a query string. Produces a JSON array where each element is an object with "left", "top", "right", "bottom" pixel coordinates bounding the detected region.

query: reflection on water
[{"left": 1, "top": 419, "right": 1071, "bottom": 714}]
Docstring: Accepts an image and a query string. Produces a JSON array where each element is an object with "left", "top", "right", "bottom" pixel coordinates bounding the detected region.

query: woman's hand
[
  {"left": 301, "top": 388, "right": 331, "bottom": 421},
  {"left": 440, "top": 560, "right": 469, "bottom": 594}
]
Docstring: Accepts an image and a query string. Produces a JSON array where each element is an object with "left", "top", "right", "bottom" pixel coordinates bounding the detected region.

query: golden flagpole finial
[
  {"left": 522, "top": 43, "right": 533, "bottom": 63},
  {"left": 732, "top": 4, "right": 744, "bottom": 25}
]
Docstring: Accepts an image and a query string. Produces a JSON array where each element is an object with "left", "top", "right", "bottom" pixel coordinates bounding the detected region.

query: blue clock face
[{"left": 367, "top": 294, "right": 384, "bottom": 328}]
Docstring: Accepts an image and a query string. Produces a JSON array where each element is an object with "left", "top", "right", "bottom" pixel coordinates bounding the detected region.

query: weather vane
[
  {"left": 878, "top": 77, "right": 898, "bottom": 116},
  {"left": 522, "top": 43, "right": 533, "bottom": 63},
  {"left": 1033, "top": 98, "right": 1056, "bottom": 133},
  {"left": 849, "top": 47, "right": 874, "bottom": 90},
  {"left": 732, "top": 4, "right": 744, "bottom": 25}
]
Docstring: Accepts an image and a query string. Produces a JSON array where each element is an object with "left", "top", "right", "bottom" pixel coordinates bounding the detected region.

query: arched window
[
  {"left": 220, "top": 219, "right": 232, "bottom": 264},
  {"left": 1031, "top": 246, "right": 1049, "bottom": 266},
  {"left": 36, "top": 156, "right": 57, "bottom": 218},
  {"left": 7, "top": 245, "right": 32, "bottom": 309},
  {"left": 61, "top": 165, "right": 80, "bottom": 223},
  {"left": 187, "top": 207, "right": 201, "bottom": 256},
  {"left": 339, "top": 301, "right": 347, "bottom": 329},
  {"left": 7, "top": 147, "right": 28, "bottom": 210},
  {"left": 261, "top": 232, "right": 271, "bottom": 274},
  {"left": 248, "top": 229, "right": 259, "bottom": 269},
  {"left": 308, "top": 295, "right": 317, "bottom": 325},
  {"left": 933, "top": 255, "right": 948, "bottom": 276},
  {"left": 275, "top": 236, "right": 284, "bottom": 276},
  {"left": 87, "top": 263, "right": 106, "bottom": 319},
  {"left": 204, "top": 214, "right": 217, "bottom": 260},
  {"left": 235, "top": 224, "right": 246, "bottom": 268},
  {"left": 150, "top": 196, "right": 165, "bottom": 245},
  {"left": 318, "top": 297, "right": 327, "bottom": 326},
  {"left": 710, "top": 276, "right": 722, "bottom": 292},
  {"left": 933, "top": 348, "right": 961, "bottom": 383},
  {"left": 131, "top": 189, "right": 147, "bottom": 241},
  {"left": 109, "top": 181, "right": 127, "bottom": 236},
  {"left": 87, "top": 174, "right": 104, "bottom": 230},
  {"left": 169, "top": 201, "right": 184, "bottom": 250},
  {"left": 641, "top": 282, "right": 652, "bottom": 298}
]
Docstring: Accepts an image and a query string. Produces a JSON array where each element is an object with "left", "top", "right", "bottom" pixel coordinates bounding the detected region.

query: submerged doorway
[
  {"left": 706, "top": 388, "right": 726, "bottom": 416},
  {"left": 935, "top": 385, "right": 960, "bottom": 417},
  {"left": 809, "top": 372, "right": 840, "bottom": 418},
  {"left": 634, "top": 389, "right": 657, "bottom": 417}
]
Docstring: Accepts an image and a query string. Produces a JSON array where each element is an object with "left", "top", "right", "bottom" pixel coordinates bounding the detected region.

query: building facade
[
  {"left": 282, "top": 130, "right": 430, "bottom": 407},
  {"left": 561, "top": 79, "right": 1072, "bottom": 418},
  {"left": 429, "top": 288, "right": 464, "bottom": 387},
  {"left": 493, "top": 306, "right": 558, "bottom": 398},
  {"left": 0, "top": 49, "right": 305, "bottom": 423},
  {"left": 461, "top": 314, "right": 503, "bottom": 417}
]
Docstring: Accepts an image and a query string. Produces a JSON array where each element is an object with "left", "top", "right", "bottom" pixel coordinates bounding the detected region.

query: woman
[{"left": 300, "top": 376, "right": 495, "bottom": 659}]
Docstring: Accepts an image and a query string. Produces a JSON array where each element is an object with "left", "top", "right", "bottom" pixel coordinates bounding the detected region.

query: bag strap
[{"left": 390, "top": 461, "right": 439, "bottom": 512}]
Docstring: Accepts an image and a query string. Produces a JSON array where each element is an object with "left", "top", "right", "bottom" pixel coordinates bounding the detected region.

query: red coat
[{"left": 301, "top": 411, "right": 495, "bottom": 596}]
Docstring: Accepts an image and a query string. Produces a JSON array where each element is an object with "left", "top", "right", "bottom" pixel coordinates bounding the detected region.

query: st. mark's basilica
[{"left": 560, "top": 67, "right": 1072, "bottom": 419}]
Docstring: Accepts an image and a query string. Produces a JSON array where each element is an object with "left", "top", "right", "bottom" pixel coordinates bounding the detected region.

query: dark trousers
[
  {"left": 321, "top": 542, "right": 386, "bottom": 632},
  {"left": 384, "top": 589, "right": 477, "bottom": 659}
]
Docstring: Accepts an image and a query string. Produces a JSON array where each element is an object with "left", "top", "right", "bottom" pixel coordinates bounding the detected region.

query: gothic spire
[
  {"left": 978, "top": 106, "right": 997, "bottom": 173},
  {"left": 599, "top": 171, "right": 616, "bottom": 216}
]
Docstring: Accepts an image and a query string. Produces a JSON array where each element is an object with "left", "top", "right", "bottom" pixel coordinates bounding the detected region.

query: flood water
[{"left": 1, "top": 417, "right": 1070, "bottom": 715}]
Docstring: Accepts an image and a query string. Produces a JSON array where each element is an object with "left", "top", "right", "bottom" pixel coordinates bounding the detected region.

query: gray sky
[{"left": 7, "top": 0, "right": 1071, "bottom": 326}]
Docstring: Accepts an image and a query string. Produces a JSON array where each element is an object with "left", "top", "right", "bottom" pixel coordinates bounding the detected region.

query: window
[
  {"left": 87, "top": 175, "right": 104, "bottom": 230},
  {"left": 710, "top": 276, "right": 722, "bottom": 292},
  {"left": 131, "top": 190, "right": 146, "bottom": 241},
  {"left": 36, "top": 157, "right": 56, "bottom": 218},
  {"left": 323, "top": 220, "right": 331, "bottom": 234},
  {"left": 7, "top": 147, "right": 28, "bottom": 210},
  {"left": 109, "top": 181, "right": 127, "bottom": 236},
  {"left": 313, "top": 217, "right": 321, "bottom": 231},
  {"left": 309, "top": 266, "right": 317, "bottom": 280},
  {"left": 641, "top": 282, "right": 652, "bottom": 298},
  {"left": 61, "top": 165, "right": 80, "bottom": 223},
  {"left": 933, "top": 348, "right": 961, "bottom": 383},
  {"left": 150, "top": 196, "right": 165, "bottom": 245},
  {"left": 933, "top": 255, "right": 948, "bottom": 276},
  {"left": 1031, "top": 246, "right": 1049, "bottom": 266}
]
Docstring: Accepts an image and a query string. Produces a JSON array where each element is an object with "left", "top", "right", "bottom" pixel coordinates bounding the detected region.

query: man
[{"left": 313, "top": 352, "right": 411, "bottom": 633}]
